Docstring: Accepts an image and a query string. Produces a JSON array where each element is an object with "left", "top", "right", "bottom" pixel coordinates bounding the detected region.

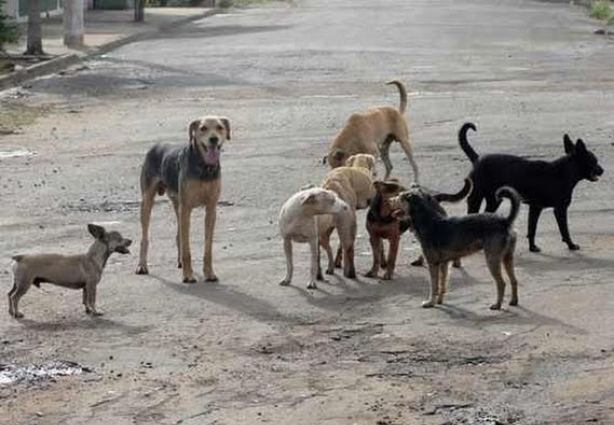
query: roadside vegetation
[
  {"left": 217, "top": 0, "right": 288, "bottom": 8},
  {"left": 589, "top": 0, "right": 612, "bottom": 19},
  {"left": 0, "top": 0, "right": 18, "bottom": 52}
]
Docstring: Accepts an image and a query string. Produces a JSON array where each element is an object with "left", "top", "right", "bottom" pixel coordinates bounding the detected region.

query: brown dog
[
  {"left": 325, "top": 80, "right": 419, "bottom": 182},
  {"left": 317, "top": 166, "right": 375, "bottom": 278},
  {"left": 365, "top": 179, "right": 409, "bottom": 280},
  {"left": 345, "top": 153, "right": 377, "bottom": 176},
  {"left": 136, "top": 116, "right": 230, "bottom": 283}
]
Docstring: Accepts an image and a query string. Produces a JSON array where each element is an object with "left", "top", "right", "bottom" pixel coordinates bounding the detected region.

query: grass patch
[
  {"left": 608, "top": 14, "right": 614, "bottom": 25},
  {"left": 590, "top": 1, "right": 612, "bottom": 20}
]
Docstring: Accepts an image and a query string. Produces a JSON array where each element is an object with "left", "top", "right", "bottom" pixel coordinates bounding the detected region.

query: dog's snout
[
  {"left": 597, "top": 165, "right": 604, "bottom": 176},
  {"left": 209, "top": 136, "right": 219, "bottom": 144},
  {"left": 125, "top": 239, "right": 133, "bottom": 247}
]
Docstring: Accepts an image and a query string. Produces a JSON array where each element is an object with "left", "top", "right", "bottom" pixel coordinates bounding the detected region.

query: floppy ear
[
  {"left": 301, "top": 193, "right": 317, "bottom": 205},
  {"left": 563, "top": 134, "right": 575, "bottom": 154},
  {"left": 220, "top": 117, "right": 231, "bottom": 140},
  {"left": 188, "top": 120, "right": 200, "bottom": 142},
  {"left": 575, "top": 139, "right": 587, "bottom": 154},
  {"left": 345, "top": 155, "right": 356, "bottom": 167},
  {"left": 332, "top": 150, "right": 345, "bottom": 161},
  {"left": 88, "top": 224, "right": 106, "bottom": 240}
]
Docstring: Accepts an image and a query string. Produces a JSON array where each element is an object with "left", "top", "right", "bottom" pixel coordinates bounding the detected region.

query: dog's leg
[
  {"left": 320, "top": 230, "right": 335, "bottom": 276},
  {"left": 9, "top": 278, "right": 31, "bottom": 319},
  {"left": 85, "top": 282, "right": 103, "bottom": 316},
  {"left": 83, "top": 288, "right": 90, "bottom": 314},
  {"left": 334, "top": 244, "right": 343, "bottom": 269},
  {"left": 380, "top": 240, "right": 387, "bottom": 269},
  {"left": 179, "top": 202, "right": 196, "bottom": 283},
  {"left": 485, "top": 250, "right": 506, "bottom": 310},
  {"left": 411, "top": 254, "right": 425, "bottom": 267},
  {"left": 364, "top": 235, "right": 381, "bottom": 278},
  {"left": 136, "top": 185, "right": 157, "bottom": 275},
  {"left": 436, "top": 262, "right": 450, "bottom": 304},
  {"left": 279, "top": 237, "right": 293, "bottom": 286},
  {"left": 383, "top": 235, "right": 400, "bottom": 280},
  {"left": 379, "top": 142, "right": 394, "bottom": 180},
  {"left": 467, "top": 193, "right": 482, "bottom": 214},
  {"left": 527, "top": 205, "right": 543, "bottom": 253},
  {"left": 423, "top": 264, "right": 439, "bottom": 308},
  {"left": 554, "top": 206, "right": 579, "bottom": 251},
  {"left": 308, "top": 237, "right": 319, "bottom": 289},
  {"left": 398, "top": 138, "right": 420, "bottom": 184},
  {"left": 503, "top": 235, "right": 519, "bottom": 306},
  {"left": 203, "top": 203, "right": 218, "bottom": 282},
  {"left": 171, "top": 198, "right": 182, "bottom": 268}
]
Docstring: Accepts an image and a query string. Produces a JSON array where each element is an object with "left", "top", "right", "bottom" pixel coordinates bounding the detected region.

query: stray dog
[
  {"left": 324, "top": 80, "right": 419, "bottom": 182},
  {"left": 318, "top": 166, "right": 375, "bottom": 278},
  {"left": 396, "top": 185, "right": 521, "bottom": 310},
  {"left": 8, "top": 224, "right": 131, "bottom": 318},
  {"left": 459, "top": 122, "right": 604, "bottom": 252},
  {"left": 407, "top": 178, "right": 473, "bottom": 268},
  {"left": 279, "top": 187, "right": 350, "bottom": 289},
  {"left": 136, "top": 115, "right": 230, "bottom": 283},
  {"left": 345, "top": 153, "right": 377, "bottom": 176},
  {"left": 365, "top": 179, "right": 409, "bottom": 280}
]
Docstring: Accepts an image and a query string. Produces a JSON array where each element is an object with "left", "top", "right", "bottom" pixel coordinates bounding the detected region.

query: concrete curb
[{"left": 0, "top": 8, "right": 219, "bottom": 91}]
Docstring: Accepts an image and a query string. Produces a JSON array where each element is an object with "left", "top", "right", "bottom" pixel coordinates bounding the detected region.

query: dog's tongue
[{"left": 204, "top": 146, "right": 220, "bottom": 165}]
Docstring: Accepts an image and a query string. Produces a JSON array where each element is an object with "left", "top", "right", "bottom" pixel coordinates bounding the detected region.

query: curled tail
[
  {"left": 459, "top": 122, "right": 479, "bottom": 164},
  {"left": 496, "top": 186, "right": 520, "bottom": 227},
  {"left": 386, "top": 80, "right": 408, "bottom": 114},
  {"left": 433, "top": 178, "right": 473, "bottom": 204}
]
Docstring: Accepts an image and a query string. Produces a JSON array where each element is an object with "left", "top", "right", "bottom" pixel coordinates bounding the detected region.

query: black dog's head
[{"left": 563, "top": 134, "right": 604, "bottom": 182}]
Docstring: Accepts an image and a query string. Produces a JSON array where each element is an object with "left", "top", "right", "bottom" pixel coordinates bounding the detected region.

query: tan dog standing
[
  {"left": 318, "top": 165, "right": 375, "bottom": 277},
  {"left": 279, "top": 187, "right": 350, "bottom": 289},
  {"left": 345, "top": 153, "right": 377, "bottom": 176},
  {"left": 9, "top": 224, "right": 132, "bottom": 318},
  {"left": 136, "top": 116, "right": 230, "bottom": 283},
  {"left": 325, "top": 80, "right": 419, "bottom": 182}
]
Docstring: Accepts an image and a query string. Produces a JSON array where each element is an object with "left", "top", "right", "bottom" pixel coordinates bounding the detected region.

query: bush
[
  {"left": 217, "top": 0, "right": 233, "bottom": 7},
  {"left": 0, "top": 0, "right": 19, "bottom": 51},
  {"left": 590, "top": 1, "right": 612, "bottom": 20}
]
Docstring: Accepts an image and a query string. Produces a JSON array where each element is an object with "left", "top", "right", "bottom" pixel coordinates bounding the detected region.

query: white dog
[{"left": 279, "top": 187, "right": 350, "bottom": 289}]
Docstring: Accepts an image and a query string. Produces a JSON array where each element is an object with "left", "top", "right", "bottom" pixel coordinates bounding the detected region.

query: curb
[{"left": 0, "top": 8, "right": 219, "bottom": 91}]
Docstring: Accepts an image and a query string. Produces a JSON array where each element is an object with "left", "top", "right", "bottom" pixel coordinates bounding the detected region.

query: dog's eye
[
  {"left": 200, "top": 126, "right": 207, "bottom": 132},
  {"left": 216, "top": 125, "right": 223, "bottom": 131}
]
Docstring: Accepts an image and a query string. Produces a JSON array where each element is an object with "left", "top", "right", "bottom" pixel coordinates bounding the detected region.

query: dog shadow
[
  {"left": 149, "top": 274, "right": 295, "bottom": 324},
  {"left": 518, "top": 250, "right": 614, "bottom": 271},
  {"left": 18, "top": 316, "right": 151, "bottom": 336},
  {"left": 436, "top": 304, "right": 583, "bottom": 334}
]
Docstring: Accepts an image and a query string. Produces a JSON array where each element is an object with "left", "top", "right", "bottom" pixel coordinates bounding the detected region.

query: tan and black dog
[
  {"left": 325, "top": 80, "right": 419, "bottom": 182},
  {"left": 396, "top": 185, "right": 521, "bottom": 310},
  {"left": 136, "top": 116, "right": 230, "bottom": 283},
  {"left": 9, "top": 224, "right": 131, "bottom": 318}
]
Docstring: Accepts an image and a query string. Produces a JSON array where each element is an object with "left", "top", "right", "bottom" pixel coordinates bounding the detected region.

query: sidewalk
[{"left": 0, "top": 7, "right": 216, "bottom": 89}]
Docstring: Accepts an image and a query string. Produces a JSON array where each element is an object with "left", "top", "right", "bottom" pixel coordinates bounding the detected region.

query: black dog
[{"left": 459, "top": 122, "right": 604, "bottom": 252}]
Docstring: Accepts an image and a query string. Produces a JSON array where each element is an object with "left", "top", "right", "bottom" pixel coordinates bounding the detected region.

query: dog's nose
[
  {"left": 597, "top": 166, "right": 604, "bottom": 176},
  {"left": 209, "top": 136, "right": 219, "bottom": 144},
  {"left": 125, "top": 239, "right": 133, "bottom": 246}
]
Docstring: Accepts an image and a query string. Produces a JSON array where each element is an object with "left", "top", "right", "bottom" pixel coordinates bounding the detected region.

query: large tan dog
[
  {"left": 317, "top": 165, "right": 375, "bottom": 278},
  {"left": 325, "top": 80, "right": 419, "bottom": 182},
  {"left": 136, "top": 116, "right": 230, "bottom": 283}
]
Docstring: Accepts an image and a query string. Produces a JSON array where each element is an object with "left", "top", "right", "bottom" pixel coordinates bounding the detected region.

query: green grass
[
  {"left": 590, "top": 1, "right": 612, "bottom": 20},
  {"left": 608, "top": 14, "right": 614, "bottom": 25}
]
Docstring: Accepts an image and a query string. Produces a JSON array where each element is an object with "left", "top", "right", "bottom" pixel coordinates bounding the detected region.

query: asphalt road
[{"left": 1, "top": 1, "right": 614, "bottom": 424}]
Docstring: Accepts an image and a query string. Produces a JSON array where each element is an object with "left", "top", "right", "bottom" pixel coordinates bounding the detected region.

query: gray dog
[{"left": 8, "top": 224, "right": 132, "bottom": 318}]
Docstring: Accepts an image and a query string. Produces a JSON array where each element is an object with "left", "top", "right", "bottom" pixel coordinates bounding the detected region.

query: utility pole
[{"left": 63, "top": 0, "right": 84, "bottom": 47}]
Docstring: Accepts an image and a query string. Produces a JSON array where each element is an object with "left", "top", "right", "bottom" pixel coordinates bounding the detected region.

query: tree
[
  {"left": 134, "top": 0, "right": 145, "bottom": 22},
  {"left": 25, "top": 0, "right": 44, "bottom": 55},
  {"left": 0, "top": 0, "right": 18, "bottom": 51}
]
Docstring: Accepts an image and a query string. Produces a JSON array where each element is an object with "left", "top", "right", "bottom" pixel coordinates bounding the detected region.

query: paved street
[{"left": 1, "top": 1, "right": 614, "bottom": 424}]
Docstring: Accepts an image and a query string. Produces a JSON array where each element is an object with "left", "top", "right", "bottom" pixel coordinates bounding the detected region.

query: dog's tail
[
  {"left": 433, "top": 178, "right": 473, "bottom": 204},
  {"left": 386, "top": 80, "right": 408, "bottom": 114},
  {"left": 496, "top": 186, "right": 520, "bottom": 227},
  {"left": 459, "top": 122, "right": 479, "bottom": 164}
]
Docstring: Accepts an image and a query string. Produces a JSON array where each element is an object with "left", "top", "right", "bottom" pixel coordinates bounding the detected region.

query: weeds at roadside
[{"left": 589, "top": 1, "right": 612, "bottom": 20}]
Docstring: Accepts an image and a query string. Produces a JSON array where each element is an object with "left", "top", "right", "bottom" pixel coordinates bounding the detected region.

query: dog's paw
[
  {"left": 92, "top": 310, "right": 104, "bottom": 317},
  {"left": 135, "top": 265, "right": 149, "bottom": 275},
  {"left": 205, "top": 275, "right": 219, "bottom": 283},
  {"left": 344, "top": 269, "right": 357, "bottom": 279},
  {"left": 279, "top": 279, "right": 291, "bottom": 286},
  {"left": 382, "top": 273, "right": 393, "bottom": 281},
  {"left": 489, "top": 303, "right": 502, "bottom": 311},
  {"left": 307, "top": 281, "right": 317, "bottom": 290},
  {"left": 364, "top": 270, "right": 378, "bottom": 278},
  {"left": 436, "top": 296, "right": 444, "bottom": 305},
  {"left": 410, "top": 257, "right": 425, "bottom": 267},
  {"left": 529, "top": 244, "right": 541, "bottom": 253},
  {"left": 421, "top": 300, "right": 435, "bottom": 308},
  {"left": 509, "top": 297, "right": 518, "bottom": 306},
  {"left": 567, "top": 243, "right": 580, "bottom": 251},
  {"left": 183, "top": 276, "right": 197, "bottom": 284},
  {"left": 11, "top": 312, "right": 24, "bottom": 319},
  {"left": 325, "top": 268, "right": 335, "bottom": 275},
  {"left": 452, "top": 259, "right": 462, "bottom": 268}
]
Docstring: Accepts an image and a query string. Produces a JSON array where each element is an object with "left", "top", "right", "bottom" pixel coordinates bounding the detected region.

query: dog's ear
[
  {"left": 345, "top": 155, "right": 356, "bottom": 167},
  {"left": 575, "top": 139, "right": 587, "bottom": 154},
  {"left": 220, "top": 117, "right": 231, "bottom": 140},
  {"left": 88, "top": 224, "right": 106, "bottom": 240},
  {"left": 188, "top": 119, "right": 201, "bottom": 142},
  {"left": 333, "top": 150, "right": 345, "bottom": 161},
  {"left": 301, "top": 193, "right": 318, "bottom": 205},
  {"left": 563, "top": 134, "right": 575, "bottom": 155}
]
